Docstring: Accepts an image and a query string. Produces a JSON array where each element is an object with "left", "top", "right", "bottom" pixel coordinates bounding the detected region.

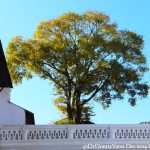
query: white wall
[
  {"left": 0, "top": 88, "right": 25, "bottom": 125},
  {"left": 1, "top": 124, "right": 150, "bottom": 150}
]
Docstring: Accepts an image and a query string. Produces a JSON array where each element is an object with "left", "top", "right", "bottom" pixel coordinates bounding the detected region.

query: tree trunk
[
  {"left": 75, "top": 104, "right": 81, "bottom": 124},
  {"left": 75, "top": 90, "right": 81, "bottom": 124},
  {"left": 67, "top": 103, "right": 73, "bottom": 122}
]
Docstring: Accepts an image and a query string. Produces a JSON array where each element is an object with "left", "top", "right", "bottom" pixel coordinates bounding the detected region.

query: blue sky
[{"left": 0, "top": 0, "right": 150, "bottom": 124}]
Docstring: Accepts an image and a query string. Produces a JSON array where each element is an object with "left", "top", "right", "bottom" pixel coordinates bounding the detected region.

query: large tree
[{"left": 6, "top": 11, "right": 149, "bottom": 124}]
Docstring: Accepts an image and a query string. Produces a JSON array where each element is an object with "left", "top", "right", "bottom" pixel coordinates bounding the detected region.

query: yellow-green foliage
[{"left": 6, "top": 11, "right": 149, "bottom": 123}]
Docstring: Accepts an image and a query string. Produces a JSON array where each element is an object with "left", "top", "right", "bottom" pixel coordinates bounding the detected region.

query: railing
[{"left": 1, "top": 124, "right": 150, "bottom": 142}]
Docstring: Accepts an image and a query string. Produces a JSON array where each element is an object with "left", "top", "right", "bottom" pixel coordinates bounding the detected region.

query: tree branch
[{"left": 82, "top": 78, "right": 109, "bottom": 105}]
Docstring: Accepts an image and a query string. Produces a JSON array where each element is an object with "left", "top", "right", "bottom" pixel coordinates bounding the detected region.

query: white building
[{"left": 0, "top": 40, "right": 34, "bottom": 125}]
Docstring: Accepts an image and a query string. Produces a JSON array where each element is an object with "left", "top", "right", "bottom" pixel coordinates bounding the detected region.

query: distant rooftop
[
  {"left": 140, "top": 122, "right": 150, "bottom": 124},
  {"left": 0, "top": 40, "right": 13, "bottom": 88}
]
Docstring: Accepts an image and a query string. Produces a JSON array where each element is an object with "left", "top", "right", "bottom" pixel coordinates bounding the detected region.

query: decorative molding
[{"left": 1, "top": 125, "right": 150, "bottom": 149}]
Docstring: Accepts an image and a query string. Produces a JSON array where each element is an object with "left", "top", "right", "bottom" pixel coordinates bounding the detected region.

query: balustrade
[
  {"left": 1, "top": 125, "right": 150, "bottom": 149},
  {"left": 1, "top": 125, "right": 150, "bottom": 142}
]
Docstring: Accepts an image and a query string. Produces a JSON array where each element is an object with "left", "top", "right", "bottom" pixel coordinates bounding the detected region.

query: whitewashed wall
[
  {"left": 0, "top": 88, "right": 25, "bottom": 125},
  {"left": 1, "top": 125, "right": 150, "bottom": 150}
]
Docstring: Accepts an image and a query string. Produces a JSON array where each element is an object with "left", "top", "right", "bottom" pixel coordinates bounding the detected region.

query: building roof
[{"left": 0, "top": 40, "right": 13, "bottom": 88}]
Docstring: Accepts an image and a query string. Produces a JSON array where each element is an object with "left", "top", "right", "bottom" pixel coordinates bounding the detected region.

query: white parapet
[{"left": 0, "top": 124, "right": 150, "bottom": 150}]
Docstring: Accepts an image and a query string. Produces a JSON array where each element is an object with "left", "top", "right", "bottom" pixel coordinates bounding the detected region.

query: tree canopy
[{"left": 6, "top": 11, "right": 149, "bottom": 124}]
